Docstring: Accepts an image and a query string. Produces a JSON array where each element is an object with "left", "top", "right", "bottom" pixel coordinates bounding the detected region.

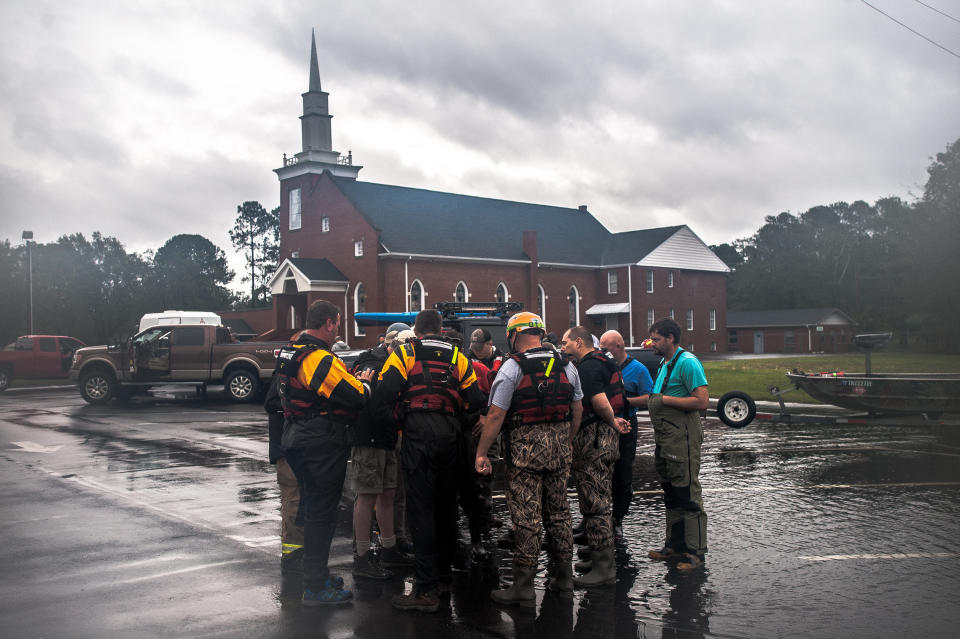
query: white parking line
[
  {"left": 799, "top": 553, "right": 960, "bottom": 561},
  {"left": 632, "top": 481, "right": 960, "bottom": 495},
  {"left": 116, "top": 559, "right": 250, "bottom": 584}
]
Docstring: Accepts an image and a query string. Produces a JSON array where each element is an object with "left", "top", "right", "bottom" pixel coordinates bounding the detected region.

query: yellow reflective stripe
[
  {"left": 282, "top": 543, "right": 304, "bottom": 554},
  {"left": 545, "top": 357, "right": 555, "bottom": 377},
  {"left": 379, "top": 347, "right": 410, "bottom": 382},
  {"left": 457, "top": 353, "right": 478, "bottom": 390},
  {"left": 451, "top": 346, "right": 459, "bottom": 364}
]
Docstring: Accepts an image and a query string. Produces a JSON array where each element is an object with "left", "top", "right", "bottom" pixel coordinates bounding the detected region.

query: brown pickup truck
[{"left": 69, "top": 324, "right": 283, "bottom": 404}]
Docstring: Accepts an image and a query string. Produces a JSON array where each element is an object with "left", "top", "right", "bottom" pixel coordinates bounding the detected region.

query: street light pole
[{"left": 22, "top": 230, "right": 33, "bottom": 334}]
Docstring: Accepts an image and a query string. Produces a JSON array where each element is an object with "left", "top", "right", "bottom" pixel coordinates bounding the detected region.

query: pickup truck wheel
[
  {"left": 225, "top": 370, "right": 257, "bottom": 403},
  {"left": 0, "top": 367, "right": 11, "bottom": 392},
  {"left": 717, "top": 391, "right": 756, "bottom": 428},
  {"left": 79, "top": 369, "right": 117, "bottom": 405}
]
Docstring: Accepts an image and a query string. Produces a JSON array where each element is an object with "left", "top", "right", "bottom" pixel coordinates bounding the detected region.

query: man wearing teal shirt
[{"left": 645, "top": 318, "right": 709, "bottom": 571}]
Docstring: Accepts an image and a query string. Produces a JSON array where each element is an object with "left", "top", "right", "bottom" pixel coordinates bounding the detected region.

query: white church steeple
[{"left": 276, "top": 30, "right": 361, "bottom": 181}]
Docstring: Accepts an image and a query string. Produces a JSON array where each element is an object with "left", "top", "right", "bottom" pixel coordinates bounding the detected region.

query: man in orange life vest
[
  {"left": 561, "top": 325, "right": 631, "bottom": 587},
  {"left": 476, "top": 312, "right": 584, "bottom": 605},
  {"left": 277, "top": 301, "right": 375, "bottom": 606},
  {"left": 372, "top": 309, "right": 485, "bottom": 612}
]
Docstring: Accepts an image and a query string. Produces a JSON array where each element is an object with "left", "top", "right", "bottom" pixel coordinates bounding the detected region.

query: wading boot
[
  {"left": 648, "top": 546, "right": 679, "bottom": 561},
  {"left": 677, "top": 553, "right": 704, "bottom": 571},
  {"left": 352, "top": 550, "right": 392, "bottom": 580},
  {"left": 546, "top": 559, "right": 574, "bottom": 593},
  {"left": 491, "top": 562, "right": 537, "bottom": 607},
  {"left": 281, "top": 547, "right": 304, "bottom": 574},
  {"left": 392, "top": 586, "right": 441, "bottom": 613},
  {"left": 573, "top": 548, "right": 616, "bottom": 587},
  {"left": 379, "top": 545, "right": 414, "bottom": 568}
]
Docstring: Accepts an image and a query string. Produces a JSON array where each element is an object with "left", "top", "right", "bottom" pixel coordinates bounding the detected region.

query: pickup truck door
[
  {"left": 11, "top": 337, "right": 34, "bottom": 376},
  {"left": 58, "top": 338, "right": 83, "bottom": 375},
  {"left": 34, "top": 337, "right": 61, "bottom": 378},
  {"left": 169, "top": 326, "right": 209, "bottom": 381},
  {"left": 132, "top": 327, "right": 172, "bottom": 378}
]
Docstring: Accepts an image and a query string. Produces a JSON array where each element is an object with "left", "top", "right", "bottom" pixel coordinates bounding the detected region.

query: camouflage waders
[
  {"left": 571, "top": 420, "right": 620, "bottom": 551},
  {"left": 647, "top": 394, "right": 707, "bottom": 556},
  {"left": 504, "top": 421, "right": 574, "bottom": 568}
]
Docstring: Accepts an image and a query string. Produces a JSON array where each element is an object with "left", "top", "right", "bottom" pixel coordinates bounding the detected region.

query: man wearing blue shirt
[
  {"left": 599, "top": 330, "right": 653, "bottom": 539},
  {"left": 645, "top": 318, "right": 709, "bottom": 571}
]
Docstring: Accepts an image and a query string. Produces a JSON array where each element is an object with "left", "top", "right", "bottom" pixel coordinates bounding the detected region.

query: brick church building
[{"left": 260, "top": 34, "right": 730, "bottom": 352}]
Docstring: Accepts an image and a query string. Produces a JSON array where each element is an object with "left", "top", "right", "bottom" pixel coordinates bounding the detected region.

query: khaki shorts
[{"left": 349, "top": 445, "right": 399, "bottom": 494}]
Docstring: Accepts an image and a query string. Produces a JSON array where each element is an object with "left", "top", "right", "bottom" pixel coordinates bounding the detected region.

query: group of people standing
[{"left": 266, "top": 299, "right": 710, "bottom": 611}]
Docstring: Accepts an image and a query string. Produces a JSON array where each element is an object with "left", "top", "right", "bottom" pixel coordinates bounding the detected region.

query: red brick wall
[
  {"left": 633, "top": 268, "right": 727, "bottom": 353},
  {"left": 219, "top": 308, "right": 273, "bottom": 334},
  {"left": 729, "top": 325, "right": 851, "bottom": 354},
  {"left": 280, "top": 173, "right": 381, "bottom": 346},
  {"left": 274, "top": 173, "right": 729, "bottom": 352}
]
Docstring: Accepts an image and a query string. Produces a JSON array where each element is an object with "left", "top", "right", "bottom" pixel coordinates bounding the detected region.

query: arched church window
[
  {"left": 354, "top": 283, "right": 366, "bottom": 336},
  {"left": 410, "top": 280, "right": 423, "bottom": 313},
  {"left": 568, "top": 286, "right": 579, "bottom": 328},
  {"left": 496, "top": 282, "right": 508, "bottom": 303}
]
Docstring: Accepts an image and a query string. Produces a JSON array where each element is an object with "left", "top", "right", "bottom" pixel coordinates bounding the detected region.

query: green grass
[{"left": 703, "top": 353, "right": 960, "bottom": 403}]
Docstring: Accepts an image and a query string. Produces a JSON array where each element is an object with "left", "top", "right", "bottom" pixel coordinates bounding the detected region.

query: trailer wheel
[{"left": 717, "top": 391, "right": 756, "bottom": 428}]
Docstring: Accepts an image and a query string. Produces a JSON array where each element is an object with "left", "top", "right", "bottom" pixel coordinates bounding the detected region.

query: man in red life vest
[{"left": 476, "top": 312, "right": 584, "bottom": 605}]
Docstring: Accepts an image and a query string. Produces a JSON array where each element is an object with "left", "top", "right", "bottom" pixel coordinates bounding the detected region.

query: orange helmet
[{"left": 506, "top": 312, "right": 545, "bottom": 337}]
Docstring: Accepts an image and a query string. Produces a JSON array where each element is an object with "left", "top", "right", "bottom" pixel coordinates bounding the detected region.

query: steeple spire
[
  {"left": 275, "top": 31, "right": 362, "bottom": 181},
  {"left": 309, "top": 29, "right": 322, "bottom": 92}
]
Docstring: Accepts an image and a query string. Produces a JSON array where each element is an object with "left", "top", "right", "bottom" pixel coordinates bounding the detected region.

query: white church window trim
[{"left": 289, "top": 188, "right": 301, "bottom": 231}]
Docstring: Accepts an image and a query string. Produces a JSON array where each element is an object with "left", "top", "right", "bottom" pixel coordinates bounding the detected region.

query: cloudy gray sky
[{"left": 1, "top": 0, "right": 958, "bottom": 288}]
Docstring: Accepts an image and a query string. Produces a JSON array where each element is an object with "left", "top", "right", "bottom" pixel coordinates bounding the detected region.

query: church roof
[
  {"left": 332, "top": 177, "right": 709, "bottom": 267},
  {"left": 288, "top": 257, "right": 348, "bottom": 282},
  {"left": 727, "top": 308, "right": 855, "bottom": 328},
  {"left": 600, "top": 226, "right": 685, "bottom": 265}
]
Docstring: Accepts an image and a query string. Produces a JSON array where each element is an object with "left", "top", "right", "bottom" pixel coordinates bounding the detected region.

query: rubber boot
[
  {"left": 491, "top": 563, "right": 537, "bottom": 607},
  {"left": 546, "top": 559, "right": 573, "bottom": 593},
  {"left": 573, "top": 548, "right": 616, "bottom": 587}
]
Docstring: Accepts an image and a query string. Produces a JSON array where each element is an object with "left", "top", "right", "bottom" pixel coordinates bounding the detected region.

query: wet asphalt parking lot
[{"left": 1, "top": 387, "right": 959, "bottom": 638}]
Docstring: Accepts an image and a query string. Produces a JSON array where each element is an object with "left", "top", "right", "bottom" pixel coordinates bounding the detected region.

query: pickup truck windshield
[{"left": 133, "top": 328, "right": 169, "bottom": 347}]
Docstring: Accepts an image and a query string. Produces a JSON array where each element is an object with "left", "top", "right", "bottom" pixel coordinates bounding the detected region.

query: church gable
[{"left": 637, "top": 226, "right": 730, "bottom": 272}]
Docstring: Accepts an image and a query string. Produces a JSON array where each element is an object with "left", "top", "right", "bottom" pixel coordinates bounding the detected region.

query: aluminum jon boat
[{"left": 784, "top": 333, "right": 960, "bottom": 415}]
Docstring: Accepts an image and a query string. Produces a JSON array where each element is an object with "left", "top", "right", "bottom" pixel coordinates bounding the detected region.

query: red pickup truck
[{"left": 0, "top": 335, "right": 87, "bottom": 391}]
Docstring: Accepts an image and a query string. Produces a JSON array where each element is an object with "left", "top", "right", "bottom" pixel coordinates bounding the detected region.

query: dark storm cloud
[{"left": 1, "top": 0, "right": 958, "bottom": 266}]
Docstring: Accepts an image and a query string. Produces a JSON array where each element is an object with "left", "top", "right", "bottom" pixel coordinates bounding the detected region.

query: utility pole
[{"left": 22, "top": 230, "right": 33, "bottom": 333}]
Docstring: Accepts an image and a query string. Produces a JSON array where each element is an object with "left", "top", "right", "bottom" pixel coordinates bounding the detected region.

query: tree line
[
  {"left": 712, "top": 137, "right": 960, "bottom": 351},
  {"left": 0, "top": 202, "right": 279, "bottom": 346},
  {"left": 3, "top": 140, "right": 956, "bottom": 350}
]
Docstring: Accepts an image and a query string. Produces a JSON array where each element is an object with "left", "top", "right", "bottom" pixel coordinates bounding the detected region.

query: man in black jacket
[
  {"left": 278, "top": 301, "right": 375, "bottom": 606},
  {"left": 372, "top": 310, "right": 486, "bottom": 613}
]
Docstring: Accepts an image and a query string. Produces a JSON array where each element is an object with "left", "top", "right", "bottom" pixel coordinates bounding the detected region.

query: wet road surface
[{"left": 1, "top": 388, "right": 959, "bottom": 638}]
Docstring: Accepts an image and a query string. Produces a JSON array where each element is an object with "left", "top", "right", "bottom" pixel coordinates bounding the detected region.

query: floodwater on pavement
[{"left": 2, "top": 389, "right": 959, "bottom": 638}]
